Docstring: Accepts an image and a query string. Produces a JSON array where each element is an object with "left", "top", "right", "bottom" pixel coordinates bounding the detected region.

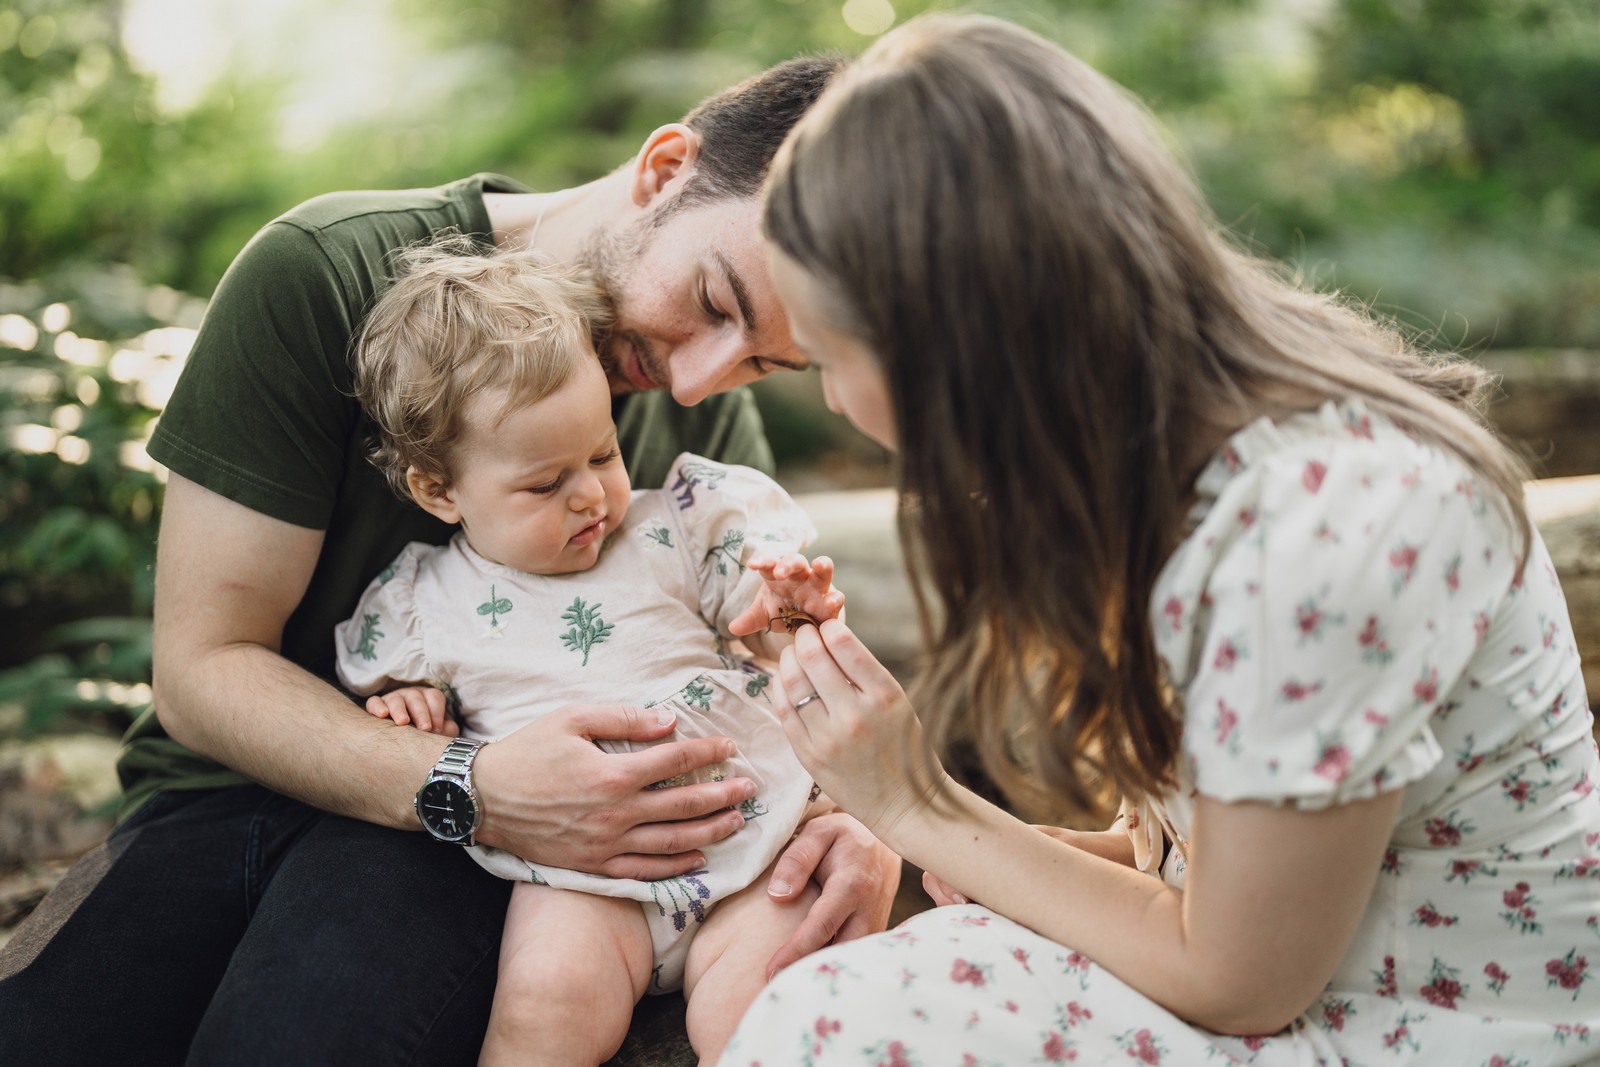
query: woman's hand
[
  {"left": 921, "top": 868, "right": 973, "bottom": 907},
  {"left": 774, "top": 619, "right": 946, "bottom": 842}
]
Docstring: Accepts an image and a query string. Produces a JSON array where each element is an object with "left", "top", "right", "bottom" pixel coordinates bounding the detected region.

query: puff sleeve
[
  {"left": 659, "top": 452, "right": 818, "bottom": 638},
  {"left": 1153, "top": 426, "right": 1518, "bottom": 809},
  {"left": 333, "top": 542, "right": 433, "bottom": 697}
]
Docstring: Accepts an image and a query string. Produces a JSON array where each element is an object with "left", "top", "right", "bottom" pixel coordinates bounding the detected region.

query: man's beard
[{"left": 578, "top": 214, "right": 661, "bottom": 389}]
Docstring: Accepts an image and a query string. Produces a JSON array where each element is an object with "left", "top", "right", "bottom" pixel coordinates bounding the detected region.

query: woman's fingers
[
  {"left": 815, "top": 619, "right": 900, "bottom": 702},
  {"left": 789, "top": 623, "right": 856, "bottom": 709},
  {"left": 775, "top": 646, "right": 817, "bottom": 749},
  {"left": 921, "top": 869, "right": 972, "bottom": 907}
]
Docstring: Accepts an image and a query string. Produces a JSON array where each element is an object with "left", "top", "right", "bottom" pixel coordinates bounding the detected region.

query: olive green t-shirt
[{"left": 121, "top": 173, "right": 774, "bottom": 818}]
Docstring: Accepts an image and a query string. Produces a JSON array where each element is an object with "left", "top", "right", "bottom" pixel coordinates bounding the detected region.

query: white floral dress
[
  {"left": 723, "top": 400, "right": 1600, "bottom": 1066},
  {"left": 335, "top": 454, "right": 820, "bottom": 993}
]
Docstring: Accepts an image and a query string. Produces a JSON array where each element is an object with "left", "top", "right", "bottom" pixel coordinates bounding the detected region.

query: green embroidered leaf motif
[
  {"left": 744, "top": 672, "right": 770, "bottom": 702},
  {"left": 350, "top": 613, "right": 384, "bottom": 662},
  {"left": 559, "top": 597, "right": 614, "bottom": 666},
  {"left": 704, "top": 528, "right": 746, "bottom": 576},
  {"left": 681, "top": 678, "right": 713, "bottom": 711},
  {"left": 636, "top": 518, "right": 674, "bottom": 550},
  {"left": 738, "top": 795, "right": 769, "bottom": 820},
  {"left": 476, "top": 585, "right": 513, "bottom": 635}
]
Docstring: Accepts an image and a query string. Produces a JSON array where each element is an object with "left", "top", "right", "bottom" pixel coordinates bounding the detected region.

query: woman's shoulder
[
  {"left": 1194, "top": 399, "right": 1460, "bottom": 502},
  {"left": 1158, "top": 395, "right": 1521, "bottom": 645}
]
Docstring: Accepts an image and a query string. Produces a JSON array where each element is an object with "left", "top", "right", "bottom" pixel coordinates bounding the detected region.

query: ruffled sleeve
[
  {"left": 1153, "top": 406, "right": 1518, "bottom": 809},
  {"left": 659, "top": 452, "right": 818, "bottom": 637},
  {"left": 333, "top": 542, "right": 432, "bottom": 697}
]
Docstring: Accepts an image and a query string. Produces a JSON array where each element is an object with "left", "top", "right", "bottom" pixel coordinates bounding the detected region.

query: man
[{"left": 0, "top": 56, "right": 900, "bottom": 1065}]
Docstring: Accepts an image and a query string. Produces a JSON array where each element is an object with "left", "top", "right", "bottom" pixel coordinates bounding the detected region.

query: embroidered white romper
[{"left": 336, "top": 454, "right": 819, "bottom": 993}]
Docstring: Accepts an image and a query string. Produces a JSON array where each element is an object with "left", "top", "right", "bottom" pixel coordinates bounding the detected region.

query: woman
[{"left": 726, "top": 13, "right": 1600, "bottom": 1066}]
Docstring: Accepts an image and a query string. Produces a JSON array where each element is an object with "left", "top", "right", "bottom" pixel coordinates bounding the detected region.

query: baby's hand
[
  {"left": 365, "top": 686, "right": 460, "bottom": 736},
  {"left": 729, "top": 553, "right": 846, "bottom": 636}
]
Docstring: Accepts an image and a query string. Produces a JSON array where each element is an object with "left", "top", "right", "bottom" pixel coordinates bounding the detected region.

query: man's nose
[{"left": 667, "top": 340, "right": 744, "bottom": 407}]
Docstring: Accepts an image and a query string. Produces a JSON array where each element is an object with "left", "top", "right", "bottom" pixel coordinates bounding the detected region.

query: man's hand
[
  {"left": 471, "top": 703, "right": 758, "bottom": 881},
  {"left": 762, "top": 811, "right": 901, "bottom": 979}
]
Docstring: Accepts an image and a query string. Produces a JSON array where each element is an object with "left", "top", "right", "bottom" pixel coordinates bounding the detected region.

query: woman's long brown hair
[{"left": 763, "top": 14, "right": 1531, "bottom": 820}]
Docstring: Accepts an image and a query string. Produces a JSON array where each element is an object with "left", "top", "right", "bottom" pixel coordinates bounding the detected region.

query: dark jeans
[{"left": 0, "top": 786, "right": 692, "bottom": 1066}]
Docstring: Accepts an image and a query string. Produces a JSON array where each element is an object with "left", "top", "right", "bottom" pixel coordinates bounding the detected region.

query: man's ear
[
  {"left": 406, "top": 467, "right": 461, "bottom": 524},
  {"left": 630, "top": 123, "right": 701, "bottom": 209}
]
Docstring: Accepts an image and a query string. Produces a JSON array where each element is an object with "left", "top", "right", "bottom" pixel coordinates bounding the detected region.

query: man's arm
[{"left": 152, "top": 475, "right": 757, "bottom": 878}]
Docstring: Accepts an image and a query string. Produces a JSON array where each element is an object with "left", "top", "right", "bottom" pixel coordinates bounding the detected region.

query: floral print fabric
[{"left": 723, "top": 400, "right": 1600, "bottom": 1065}]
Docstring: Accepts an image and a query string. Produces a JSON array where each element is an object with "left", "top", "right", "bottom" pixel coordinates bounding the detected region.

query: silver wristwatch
[{"left": 414, "top": 737, "right": 485, "bottom": 845}]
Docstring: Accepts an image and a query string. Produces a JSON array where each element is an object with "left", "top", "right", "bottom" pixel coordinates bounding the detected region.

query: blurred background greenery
[{"left": 2, "top": 0, "right": 1598, "bottom": 738}]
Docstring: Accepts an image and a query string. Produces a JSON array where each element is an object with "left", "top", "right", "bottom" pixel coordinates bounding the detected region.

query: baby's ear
[{"left": 406, "top": 467, "right": 461, "bottom": 524}]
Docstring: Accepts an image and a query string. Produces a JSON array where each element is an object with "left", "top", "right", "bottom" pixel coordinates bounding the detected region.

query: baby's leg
[
  {"left": 680, "top": 860, "right": 823, "bottom": 1065},
  {"left": 480, "top": 882, "right": 653, "bottom": 1067}
]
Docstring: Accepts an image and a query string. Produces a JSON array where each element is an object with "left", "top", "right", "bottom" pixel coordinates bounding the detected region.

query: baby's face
[{"left": 446, "top": 359, "right": 632, "bottom": 575}]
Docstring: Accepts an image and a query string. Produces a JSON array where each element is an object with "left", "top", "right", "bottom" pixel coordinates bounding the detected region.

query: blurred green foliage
[{"left": 2, "top": 0, "right": 1597, "bottom": 733}]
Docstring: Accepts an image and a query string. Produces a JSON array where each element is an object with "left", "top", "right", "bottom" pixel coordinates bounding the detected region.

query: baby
[{"left": 333, "top": 241, "right": 842, "bottom": 1065}]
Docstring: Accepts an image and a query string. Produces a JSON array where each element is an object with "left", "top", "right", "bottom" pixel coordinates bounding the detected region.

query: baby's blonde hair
[{"left": 355, "top": 236, "right": 613, "bottom": 500}]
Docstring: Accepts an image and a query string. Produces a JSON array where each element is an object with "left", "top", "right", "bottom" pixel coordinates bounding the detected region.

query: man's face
[{"left": 584, "top": 196, "right": 808, "bottom": 406}]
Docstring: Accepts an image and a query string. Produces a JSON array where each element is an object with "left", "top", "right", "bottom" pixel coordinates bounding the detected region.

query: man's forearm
[{"left": 155, "top": 642, "right": 443, "bottom": 828}]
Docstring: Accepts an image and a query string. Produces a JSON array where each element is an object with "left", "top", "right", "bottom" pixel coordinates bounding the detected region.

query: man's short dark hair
[{"left": 667, "top": 54, "right": 847, "bottom": 216}]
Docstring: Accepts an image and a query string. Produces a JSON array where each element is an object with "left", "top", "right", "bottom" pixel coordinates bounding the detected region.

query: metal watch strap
[{"left": 433, "top": 737, "right": 482, "bottom": 778}]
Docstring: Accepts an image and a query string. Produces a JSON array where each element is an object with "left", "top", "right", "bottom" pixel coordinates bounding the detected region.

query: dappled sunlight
[{"left": 1323, "top": 82, "right": 1471, "bottom": 177}]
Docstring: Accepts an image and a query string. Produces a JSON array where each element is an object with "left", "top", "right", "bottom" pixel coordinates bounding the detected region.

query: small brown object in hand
[{"left": 771, "top": 604, "right": 819, "bottom": 632}]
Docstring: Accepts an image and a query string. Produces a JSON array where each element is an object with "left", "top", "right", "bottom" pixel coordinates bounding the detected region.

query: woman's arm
[
  {"left": 922, "top": 824, "right": 1136, "bottom": 905},
  {"left": 895, "top": 780, "right": 1397, "bottom": 1034},
  {"left": 778, "top": 619, "right": 1398, "bottom": 1035}
]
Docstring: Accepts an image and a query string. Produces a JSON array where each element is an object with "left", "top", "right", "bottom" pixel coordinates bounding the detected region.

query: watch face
[{"left": 417, "top": 778, "right": 477, "bottom": 841}]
